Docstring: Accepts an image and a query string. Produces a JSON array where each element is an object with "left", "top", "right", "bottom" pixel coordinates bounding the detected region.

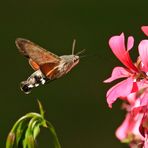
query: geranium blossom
[
  {"left": 104, "top": 33, "right": 139, "bottom": 108},
  {"left": 104, "top": 26, "right": 148, "bottom": 148},
  {"left": 104, "top": 33, "right": 148, "bottom": 108}
]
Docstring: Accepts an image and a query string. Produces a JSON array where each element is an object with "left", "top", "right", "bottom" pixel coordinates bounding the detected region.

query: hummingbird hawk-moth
[{"left": 16, "top": 38, "right": 84, "bottom": 94}]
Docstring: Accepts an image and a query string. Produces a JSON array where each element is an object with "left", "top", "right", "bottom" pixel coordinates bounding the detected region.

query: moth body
[{"left": 20, "top": 70, "right": 47, "bottom": 94}]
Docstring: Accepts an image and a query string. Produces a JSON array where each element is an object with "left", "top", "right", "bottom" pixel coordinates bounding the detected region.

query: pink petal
[
  {"left": 126, "top": 92, "right": 137, "bottom": 105},
  {"left": 132, "top": 106, "right": 144, "bottom": 116},
  {"left": 137, "top": 80, "right": 148, "bottom": 89},
  {"left": 115, "top": 113, "right": 131, "bottom": 140},
  {"left": 104, "top": 66, "right": 130, "bottom": 83},
  {"left": 141, "top": 26, "right": 148, "bottom": 36},
  {"left": 116, "top": 112, "right": 143, "bottom": 141},
  {"left": 109, "top": 33, "right": 126, "bottom": 58},
  {"left": 131, "top": 82, "right": 139, "bottom": 93},
  {"left": 138, "top": 40, "right": 148, "bottom": 71},
  {"left": 144, "top": 140, "right": 148, "bottom": 148},
  {"left": 106, "top": 77, "right": 134, "bottom": 108},
  {"left": 139, "top": 112, "right": 148, "bottom": 138},
  {"left": 127, "top": 36, "right": 134, "bottom": 51},
  {"left": 109, "top": 33, "right": 138, "bottom": 72},
  {"left": 137, "top": 87, "right": 148, "bottom": 106}
]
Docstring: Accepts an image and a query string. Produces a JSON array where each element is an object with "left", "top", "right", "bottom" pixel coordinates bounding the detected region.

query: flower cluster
[{"left": 104, "top": 26, "right": 148, "bottom": 148}]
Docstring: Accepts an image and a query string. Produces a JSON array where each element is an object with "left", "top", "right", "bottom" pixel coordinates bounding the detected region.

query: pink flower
[
  {"left": 104, "top": 32, "right": 148, "bottom": 108},
  {"left": 104, "top": 33, "right": 139, "bottom": 108},
  {"left": 104, "top": 26, "right": 148, "bottom": 148}
]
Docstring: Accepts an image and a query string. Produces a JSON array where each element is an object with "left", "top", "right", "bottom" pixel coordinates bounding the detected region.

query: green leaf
[
  {"left": 23, "top": 132, "right": 35, "bottom": 148},
  {"left": 23, "top": 117, "right": 40, "bottom": 147},
  {"left": 6, "top": 100, "right": 61, "bottom": 148},
  {"left": 15, "top": 118, "right": 29, "bottom": 146},
  {"left": 37, "top": 99, "right": 45, "bottom": 117},
  {"left": 6, "top": 132, "right": 15, "bottom": 148},
  {"left": 47, "top": 121, "right": 61, "bottom": 148},
  {"left": 33, "top": 124, "right": 40, "bottom": 139}
]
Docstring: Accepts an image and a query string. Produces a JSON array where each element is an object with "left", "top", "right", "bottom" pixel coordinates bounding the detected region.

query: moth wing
[
  {"left": 29, "top": 58, "right": 40, "bottom": 70},
  {"left": 16, "top": 38, "right": 60, "bottom": 65},
  {"left": 28, "top": 58, "right": 59, "bottom": 79},
  {"left": 40, "top": 63, "right": 59, "bottom": 79}
]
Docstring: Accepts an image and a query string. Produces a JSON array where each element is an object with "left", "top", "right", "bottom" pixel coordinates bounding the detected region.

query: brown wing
[
  {"left": 40, "top": 63, "right": 59, "bottom": 79},
  {"left": 29, "top": 59, "right": 40, "bottom": 70},
  {"left": 16, "top": 38, "right": 60, "bottom": 65},
  {"left": 29, "top": 58, "right": 59, "bottom": 79}
]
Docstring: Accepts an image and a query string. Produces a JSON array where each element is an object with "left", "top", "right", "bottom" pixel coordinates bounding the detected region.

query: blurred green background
[{"left": 0, "top": 0, "right": 148, "bottom": 147}]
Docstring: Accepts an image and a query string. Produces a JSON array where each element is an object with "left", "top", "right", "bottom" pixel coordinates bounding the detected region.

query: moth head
[
  {"left": 59, "top": 39, "right": 86, "bottom": 73},
  {"left": 60, "top": 55, "right": 79, "bottom": 65},
  {"left": 68, "top": 54, "right": 80, "bottom": 69}
]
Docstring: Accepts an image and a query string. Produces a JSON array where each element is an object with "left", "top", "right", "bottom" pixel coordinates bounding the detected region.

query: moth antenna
[
  {"left": 80, "top": 53, "right": 99, "bottom": 59},
  {"left": 72, "top": 39, "right": 76, "bottom": 55},
  {"left": 79, "top": 55, "right": 87, "bottom": 59},
  {"left": 76, "top": 49, "right": 86, "bottom": 56}
]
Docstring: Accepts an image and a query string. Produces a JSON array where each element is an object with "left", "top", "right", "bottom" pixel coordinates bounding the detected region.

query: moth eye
[{"left": 74, "top": 56, "right": 79, "bottom": 62}]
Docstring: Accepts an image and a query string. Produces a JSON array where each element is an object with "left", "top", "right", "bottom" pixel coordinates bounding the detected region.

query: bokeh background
[{"left": 0, "top": 0, "right": 148, "bottom": 147}]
